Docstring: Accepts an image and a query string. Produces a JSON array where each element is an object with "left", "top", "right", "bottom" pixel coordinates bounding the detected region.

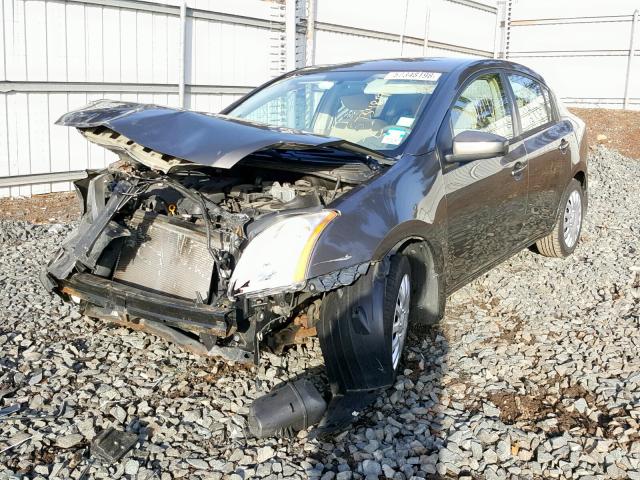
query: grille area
[{"left": 114, "top": 211, "right": 215, "bottom": 301}]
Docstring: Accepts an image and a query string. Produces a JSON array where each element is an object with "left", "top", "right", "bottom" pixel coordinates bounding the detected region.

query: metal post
[
  {"left": 178, "top": 0, "right": 187, "bottom": 108},
  {"left": 623, "top": 9, "right": 638, "bottom": 110},
  {"left": 500, "top": 0, "right": 511, "bottom": 59},
  {"left": 399, "top": 0, "right": 409, "bottom": 56},
  {"left": 306, "top": 0, "right": 317, "bottom": 65},
  {"left": 285, "top": 0, "right": 297, "bottom": 71},
  {"left": 493, "top": 1, "right": 504, "bottom": 59},
  {"left": 423, "top": 0, "right": 431, "bottom": 56}
]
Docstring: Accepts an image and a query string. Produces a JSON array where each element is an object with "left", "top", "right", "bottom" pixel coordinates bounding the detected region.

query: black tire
[
  {"left": 317, "top": 254, "right": 412, "bottom": 395},
  {"left": 536, "top": 178, "right": 585, "bottom": 257},
  {"left": 383, "top": 255, "right": 412, "bottom": 373}
]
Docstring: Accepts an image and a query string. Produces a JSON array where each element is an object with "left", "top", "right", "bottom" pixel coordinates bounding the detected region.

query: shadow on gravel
[{"left": 293, "top": 322, "right": 449, "bottom": 479}]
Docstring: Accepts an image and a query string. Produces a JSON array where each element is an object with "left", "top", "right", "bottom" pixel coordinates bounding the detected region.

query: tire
[
  {"left": 317, "top": 254, "right": 412, "bottom": 395},
  {"left": 536, "top": 179, "right": 585, "bottom": 257},
  {"left": 383, "top": 255, "right": 412, "bottom": 372}
]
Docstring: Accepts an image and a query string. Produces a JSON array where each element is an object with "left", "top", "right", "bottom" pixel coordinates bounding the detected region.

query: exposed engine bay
[
  {"left": 97, "top": 156, "right": 353, "bottom": 300},
  {"left": 42, "top": 139, "right": 370, "bottom": 365}
]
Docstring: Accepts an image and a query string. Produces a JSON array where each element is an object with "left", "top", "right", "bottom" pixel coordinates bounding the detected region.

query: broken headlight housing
[{"left": 228, "top": 210, "right": 338, "bottom": 298}]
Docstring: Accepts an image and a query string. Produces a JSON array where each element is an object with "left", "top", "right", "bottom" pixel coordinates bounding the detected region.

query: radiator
[{"left": 113, "top": 211, "right": 215, "bottom": 301}]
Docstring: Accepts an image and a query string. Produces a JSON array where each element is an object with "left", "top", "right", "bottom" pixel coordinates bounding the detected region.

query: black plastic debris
[
  {"left": 0, "top": 400, "right": 66, "bottom": 421},
  {"left": 91, "top": 428, "right": 138, "bottom": 465},
  {"left": 248, "top": 379, "right": 327, "bottom": 438},
  {"left": 0, "top": 404, "right": 21, "bottom": 418},
  {"left": 311, "top": 391, "right": 380, "bottom": 439}
]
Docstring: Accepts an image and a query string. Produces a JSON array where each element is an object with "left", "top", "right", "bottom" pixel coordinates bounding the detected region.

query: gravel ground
[
  {"left": 0, "top": 146, "right": 639, "bottom": 479},
  {"left": 570, "top": 108, "right": 640, "bottom": 159}
]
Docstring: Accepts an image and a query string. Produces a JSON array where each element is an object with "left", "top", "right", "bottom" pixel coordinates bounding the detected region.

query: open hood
[{"left": 57, "top": 100, "right": 391, "bottom": 173}]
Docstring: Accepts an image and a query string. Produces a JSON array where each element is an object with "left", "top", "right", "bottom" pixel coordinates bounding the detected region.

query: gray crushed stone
[{"left": 0, "top": 146, "right": 638, "bottom": 479}]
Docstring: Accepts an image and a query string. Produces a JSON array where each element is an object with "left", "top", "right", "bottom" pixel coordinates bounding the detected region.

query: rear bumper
[{"left": 59, "top": 273, "right": 233, "bottom": 337}]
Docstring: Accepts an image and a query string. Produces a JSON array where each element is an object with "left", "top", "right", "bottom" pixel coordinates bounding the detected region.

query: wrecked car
[{"left": 42, "top": 58, "right": 588, "bottom": 436}]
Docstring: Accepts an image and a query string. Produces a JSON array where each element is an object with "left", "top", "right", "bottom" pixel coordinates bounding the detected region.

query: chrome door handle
[
  {"left": 558, "top": 138, "right": 569, "bottom": 154},
  {"left": 511, "top": 161, "right": 527, "bottom": 177}
]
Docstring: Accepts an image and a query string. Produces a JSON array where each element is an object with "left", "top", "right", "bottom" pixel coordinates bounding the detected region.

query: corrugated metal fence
[
  {"left": 0, "top": 0, "right": 500, "bottom": 196},
  {"left": 506, "top": 0, "right": 640, "bottom": 110}
]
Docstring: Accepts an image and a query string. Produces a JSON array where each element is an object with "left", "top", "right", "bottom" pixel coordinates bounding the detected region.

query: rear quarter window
[{"left": 507, "top": 74, "right": 553, "bottom": 134}]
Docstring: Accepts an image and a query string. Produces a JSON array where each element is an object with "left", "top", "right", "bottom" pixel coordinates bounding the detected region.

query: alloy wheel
[
  {"left": 391, "top": 273, "right": 410, "bottom": 370},
  {"left": 563, "top": 190, "right": 582, "bottom": 248}
]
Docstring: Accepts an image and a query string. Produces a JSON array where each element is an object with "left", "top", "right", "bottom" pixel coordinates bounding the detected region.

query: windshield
[{"left": 227, "top": 70, "right": 441, "bottom": 152}]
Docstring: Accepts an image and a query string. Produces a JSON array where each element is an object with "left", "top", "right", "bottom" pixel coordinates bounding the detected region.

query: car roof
[{"left": 294, "top": 57, "right": 545, "bottom": 85}]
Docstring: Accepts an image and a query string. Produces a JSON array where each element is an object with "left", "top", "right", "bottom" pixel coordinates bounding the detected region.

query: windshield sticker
[
  {"left": 396, "top": 116, "right": 414, "bottom": 127},
  {"left": 381, "top": 127, "right": 408, "bottom": 145},
  {"left": 384, "top": 71, "right": 441, "bottom": 81}
]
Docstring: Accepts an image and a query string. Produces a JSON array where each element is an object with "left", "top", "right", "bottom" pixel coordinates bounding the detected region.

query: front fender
[{"left": 306, "top": 151, "right": 447, "bottom": 279}]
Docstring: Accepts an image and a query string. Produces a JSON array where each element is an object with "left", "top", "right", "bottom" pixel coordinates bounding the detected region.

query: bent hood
[{"left": 57, "top": 100, "right": 390, "bottom": 173}]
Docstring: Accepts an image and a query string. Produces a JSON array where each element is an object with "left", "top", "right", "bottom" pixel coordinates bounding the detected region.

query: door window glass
[
  {"left": 507, "top": 74, "right": 553, "bottom": 133},
  {"left": 451, "top": 74, "right": 514, "bottom": 139}
]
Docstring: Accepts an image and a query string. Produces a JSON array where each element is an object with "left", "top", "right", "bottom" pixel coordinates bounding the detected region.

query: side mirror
[{"left": 445, "top": 130, "right": 509, "bottom": 163}]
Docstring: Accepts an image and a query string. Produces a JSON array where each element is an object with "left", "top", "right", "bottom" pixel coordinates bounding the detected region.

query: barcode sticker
[{"left": 384, "top": 71, "right": 442, "bottom": 81}]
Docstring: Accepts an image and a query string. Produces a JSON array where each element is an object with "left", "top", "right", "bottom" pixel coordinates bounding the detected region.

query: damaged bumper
[{"left": 59, "top": 273, "right": 233, "bottom": 337}]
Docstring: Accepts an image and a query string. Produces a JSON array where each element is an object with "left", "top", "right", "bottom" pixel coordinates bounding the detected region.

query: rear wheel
[{"left": 536, "top": 179, "right": 584, "bottom": 257}]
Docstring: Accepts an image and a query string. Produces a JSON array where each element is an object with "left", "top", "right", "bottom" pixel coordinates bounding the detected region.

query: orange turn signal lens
[{"left": 293, "top": 211, "right": 339, "bottom": 282}]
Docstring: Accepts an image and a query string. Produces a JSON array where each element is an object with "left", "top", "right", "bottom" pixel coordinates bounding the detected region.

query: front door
[{"left": 439, "top": 72, "right": 529, "bottom": 290}]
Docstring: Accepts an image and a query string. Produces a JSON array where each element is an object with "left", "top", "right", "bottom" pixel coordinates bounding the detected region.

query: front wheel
[
  {"left": 536, "top": 178, "right": 585, "bottom": 257},
  {"left": 384, "top": 255, "right": 411, "bottom": 372}
]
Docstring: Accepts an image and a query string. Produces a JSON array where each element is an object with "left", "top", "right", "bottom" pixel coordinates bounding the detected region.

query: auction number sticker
[{"left": 384, "top": 71, "right": 442, "bottom": 81}]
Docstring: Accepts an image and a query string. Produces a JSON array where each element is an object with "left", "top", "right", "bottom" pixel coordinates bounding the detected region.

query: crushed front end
[
  {"left": 42, "top": 100, "right": 399, "bottom": 437},
  {"left": 42, "top": 157, "right": 363, "bottom": 365}
]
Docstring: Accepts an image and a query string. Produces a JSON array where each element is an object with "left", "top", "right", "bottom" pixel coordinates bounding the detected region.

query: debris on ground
[{"left": 91, "top": 428, "right": 139, "bottom": 465}]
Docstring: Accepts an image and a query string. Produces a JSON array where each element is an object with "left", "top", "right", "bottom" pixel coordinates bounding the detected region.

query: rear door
[
  {"left": 439, "top": 71, "right": 529, "bottom": 290},
  {"left": 505, "top": 73, "right": 573, "bottom": 240}
]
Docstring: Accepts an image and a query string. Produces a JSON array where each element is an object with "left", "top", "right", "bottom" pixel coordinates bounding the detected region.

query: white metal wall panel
[
  {"left": 509, "top": 22, "right": 635, "bottom": 53},
  {"left": 428, "top": 1, "right": 496, "bottom": 53},
  {"left": 6, "top": 0, "right": 27, "bottom": 80},
  {"left": 186, "top": 0, "right": 274, "bottom": 20},
  {"left": 427, "top": 46, "right": 484, "bottom": 58},
  {"left": 7, "top": 94, "right": 31, "bottom": 197},
  {"left": 314, "top": 30, "right": 421, "bottom": 65},
  {"left": 511, "top": 0, "right": 639, "bottom": 18},
  {"left": 48, "top": 93, "right": 71, "bottom": 192},
  {"left": 27, "top": 93, "right": 51, "bottom": 195},
  {"left": 187, "top": 19, "right": 271, "bottom": 87},
  {"left": 0, "top": 95, "right": 9, "bottom": 197},
  {"left": 67, "top": 3, "right": 87, "bottom": 82},
  {"left": 190, "top": 93, "right": 243, "bottom": 113},
  {"left": 508, "top": 0, "right": 640, "bottom": 109},
  {"left": 86, "top": 6, "right": 104, "bottom": 82},
  {"left": 0, "top": 1, "right": 6, "bottom": 81},
  {"left": 517, "top": 56, "right": 631, "bottom": 103},
  {"left": 11, "top": 2, "right": 182, "bottom": 84},
  {"left": 315, "top": 0, "right": 496, "bottom": 56},
  {"left": 102, "top": 7, "right": 121, "bottom": 83},
  {"left": 25, "top": 1, "right": 47, "bottom": 81},
  {"left": 166, "top": 15, "right": 181, "bottom": 84},
  {"left": 316, "top": 0, "right": 424, "bottom": 37},
  {"left": 47, "top": 1, "right": 68, "bottom": 82}
]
